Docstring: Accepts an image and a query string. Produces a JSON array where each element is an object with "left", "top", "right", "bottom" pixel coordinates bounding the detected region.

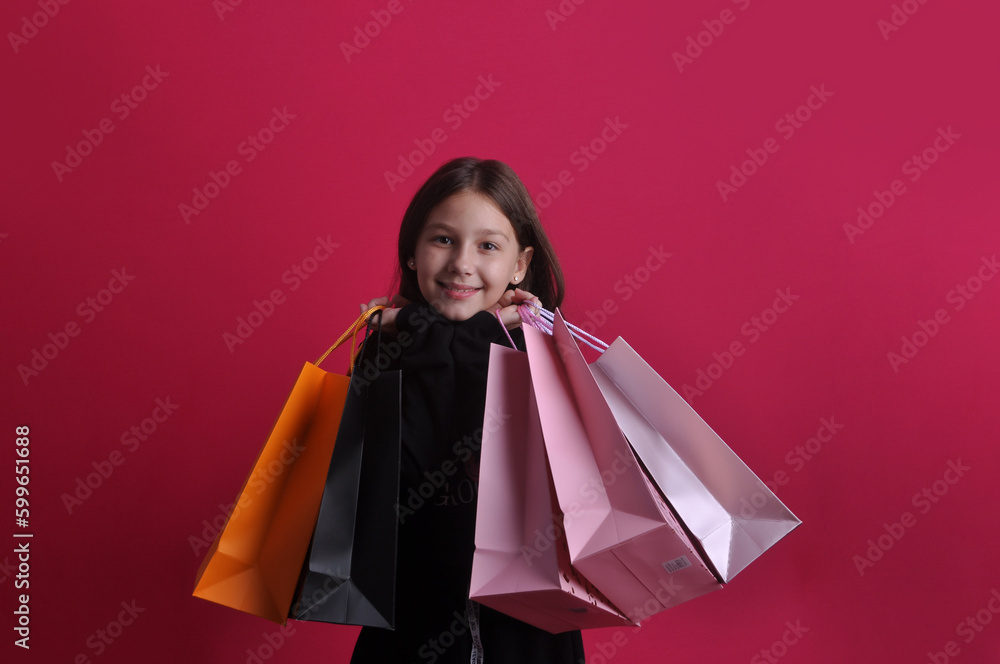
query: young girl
[{"left": 351, "top": 157, "right": 584, "bottom": 663}]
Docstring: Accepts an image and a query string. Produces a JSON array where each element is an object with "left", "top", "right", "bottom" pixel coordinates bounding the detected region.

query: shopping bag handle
[
  {"left": 493, "top": 310, "right": 518, "bottom": 349},
  {"left": 314, "top": 305, "right": 387, "bottom": 371},
  {"left": 517, "top": 304, "right": 610, "bottom": 353}
]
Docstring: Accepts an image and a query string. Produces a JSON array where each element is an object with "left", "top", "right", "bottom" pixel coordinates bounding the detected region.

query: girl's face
[{"left": 411, "top": 191, "right": 533, "bottom": 322}]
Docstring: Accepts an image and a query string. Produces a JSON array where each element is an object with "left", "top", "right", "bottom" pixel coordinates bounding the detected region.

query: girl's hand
[
  {"left": 360, "top": 295, "right": 410, "bottom": 335},
  {"left": 493, "top": 288, "right": 542, "bottom": 329}
]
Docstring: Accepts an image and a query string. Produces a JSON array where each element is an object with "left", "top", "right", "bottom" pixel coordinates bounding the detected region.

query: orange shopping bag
[{"left": 193, "top": 307, "right": 384, "bottom": 623}]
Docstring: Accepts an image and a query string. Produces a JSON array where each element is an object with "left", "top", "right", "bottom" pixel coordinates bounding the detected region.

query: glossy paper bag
[
  {"left": 192, "top": 309, "right": 384, "bottom": 624},
  {"left": 470, "top": 343, "right": 632, "bottom": 632},
  {"left": 590, "top": 336, "right": 801, "bottom": 582},
  {"left": 523, "top": 315, "right": 722, "bottom": 622},
  {"left": 291, "top": 312, "right": 402, "bottom": 629}
]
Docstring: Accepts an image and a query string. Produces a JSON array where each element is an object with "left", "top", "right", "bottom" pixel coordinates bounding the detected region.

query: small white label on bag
[{"left": 662, "top": 556, "right": 692, "bottom": 573}]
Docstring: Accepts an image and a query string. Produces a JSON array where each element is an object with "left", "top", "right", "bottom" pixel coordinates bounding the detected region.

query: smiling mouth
[{"left": 439, "top": 282, "right": 481, "bottom": 299}]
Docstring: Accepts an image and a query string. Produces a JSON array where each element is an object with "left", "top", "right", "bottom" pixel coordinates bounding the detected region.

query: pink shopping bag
[
  {"left": 523, "top": 315, "right": 723, "bottom": 622},
  {"left": 470, "top": 343, "right": 632, "bottom": 633},
  {"left": 589, "top": 333, "right": 801, "bottom": 582}
]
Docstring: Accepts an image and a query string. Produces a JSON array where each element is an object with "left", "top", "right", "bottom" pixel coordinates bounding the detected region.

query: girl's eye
[
  {"left": 431, "top": 236, "right": 452, "bottom": 245},
  {"left": 481, "top": 242, "right": 498, "bottom": 251}
]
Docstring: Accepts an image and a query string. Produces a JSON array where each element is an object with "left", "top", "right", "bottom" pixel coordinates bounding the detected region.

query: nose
[{"left": 447, "top": 242, "right": 474, "bottom": 275}]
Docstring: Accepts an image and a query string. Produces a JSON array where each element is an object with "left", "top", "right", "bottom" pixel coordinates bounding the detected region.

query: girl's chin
[
  {"left": 430, "top": 296, "right": 503, "bottom": 321},
  {"left": 435, "top": 302, "right": 482, "bottom": 321}
]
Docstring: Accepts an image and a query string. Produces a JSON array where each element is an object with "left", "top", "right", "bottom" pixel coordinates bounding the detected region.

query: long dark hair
[{"left": 392, "top": 157, "right": 565, "bottom": 309}]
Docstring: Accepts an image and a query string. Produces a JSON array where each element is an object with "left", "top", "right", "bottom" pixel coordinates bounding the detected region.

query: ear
[{"left": 514, "top": 246, "right": 534, "bottom": 282}]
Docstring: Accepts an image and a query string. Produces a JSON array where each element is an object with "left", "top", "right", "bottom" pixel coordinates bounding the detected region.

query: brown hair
[{"left": 392, "top": 157, "right": 565, "bottom": 309}]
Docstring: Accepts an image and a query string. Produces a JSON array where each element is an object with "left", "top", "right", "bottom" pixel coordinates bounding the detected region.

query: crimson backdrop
[{"left": 3, "top": 1, "right": 999, "bottom": 663}]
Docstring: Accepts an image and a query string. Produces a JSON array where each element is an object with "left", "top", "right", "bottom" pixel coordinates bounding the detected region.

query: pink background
[{"left": 3, "top": 1, "right": 999, "bottom": 662}]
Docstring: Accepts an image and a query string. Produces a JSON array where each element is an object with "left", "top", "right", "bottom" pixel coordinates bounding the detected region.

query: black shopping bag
[{"left": 290, "top": 311, "right": 402, "bottom": 629}]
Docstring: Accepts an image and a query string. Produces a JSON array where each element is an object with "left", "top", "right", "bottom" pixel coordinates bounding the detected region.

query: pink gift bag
[
  {"left": 470, "top": 343, "right": 632, "bottom": 633},
  {"left": 520, "top": 305, "right": 801, "bottom": 586},
  {"left": 522, "top": 315, "right": 723, "bottom": 622},
  {"left": 589, "top": 334, "right": 801, "bottom": 582}
]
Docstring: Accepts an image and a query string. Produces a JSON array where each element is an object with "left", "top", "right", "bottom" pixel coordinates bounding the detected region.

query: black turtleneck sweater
[{"left": 350, "top": 302, "right": 585, "bottom": 664}]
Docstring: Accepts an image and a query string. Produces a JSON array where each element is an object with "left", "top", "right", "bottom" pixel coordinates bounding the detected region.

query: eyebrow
[{"left": 424, "top": 222, "right": 511, "bottom": 238}]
